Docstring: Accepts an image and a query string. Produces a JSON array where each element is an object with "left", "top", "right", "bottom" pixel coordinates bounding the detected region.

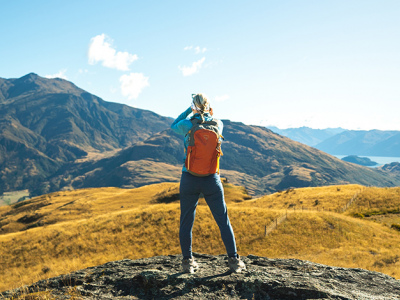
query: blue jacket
[{"left": 171, "top": 107, "right": 224, "bottom": 172}]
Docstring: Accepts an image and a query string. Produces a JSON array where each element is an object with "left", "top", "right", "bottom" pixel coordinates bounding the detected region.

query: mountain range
[
  {"left": 267, "top": 126, "right": 346, "bottom": 146},
  {"left": 1, "top": 73, "right": 400, "bottom": 197},
  {"left": 268, "top": 126, "right": 400, "bottom": 157},
  {"left": 316, "top": 130, "right": 400, "bottom": 157}
]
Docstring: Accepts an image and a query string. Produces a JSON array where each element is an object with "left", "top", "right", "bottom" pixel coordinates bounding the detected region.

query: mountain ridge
[
  {"left": 0, "top": 73, "right": 173, "bottom": 195},
  {"left": 316, "top": 129, "right": 400, "bottom": 156},
  {"left": 267, "top": 126, "right": 346, "bottom": 146},
  {"left": 269, "top": 126, "right": 400, "bottom": 158},
  {"left": 1, "top": 73, "right": 400, "bottom": 196},
  {"left": 46, "top": 120, "right": 400, "bottom": 196}
]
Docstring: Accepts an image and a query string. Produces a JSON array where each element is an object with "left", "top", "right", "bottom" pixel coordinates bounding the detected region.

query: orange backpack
[{"left": 185, "top": 118, "right": 223, "bottom": 177}]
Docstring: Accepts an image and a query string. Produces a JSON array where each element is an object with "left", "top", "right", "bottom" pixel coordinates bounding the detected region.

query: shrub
[
  {"left": 391, "top": 224, "right": 400, "bottom": 231},
  {"left": 352, "top": 213, "right": 365, "bottom": 219}
]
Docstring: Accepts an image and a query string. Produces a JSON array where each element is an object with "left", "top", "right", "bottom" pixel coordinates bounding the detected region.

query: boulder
[{"left": 2, "top": 253, "right": 400, "bottom": 299}]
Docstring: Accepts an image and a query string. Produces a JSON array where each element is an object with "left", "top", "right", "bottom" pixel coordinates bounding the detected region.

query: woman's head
[{"left": 191, "top": 93, "right": 210, "bottom": 114}]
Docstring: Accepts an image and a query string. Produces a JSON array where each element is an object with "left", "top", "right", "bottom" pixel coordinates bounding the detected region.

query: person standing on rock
[{"left": 171, "top": 93, "right": 246, "bottom": 273}]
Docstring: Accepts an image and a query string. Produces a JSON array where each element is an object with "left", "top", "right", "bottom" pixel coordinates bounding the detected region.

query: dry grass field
[
  {"left": 345, "top": 186, "right": 400, "bottom": 226},
  {"left": 1, "top": 183, "right": 400, "bottom": 294},
  {"left": 248, "top": 184, "right": 363, "bottom": 211}
]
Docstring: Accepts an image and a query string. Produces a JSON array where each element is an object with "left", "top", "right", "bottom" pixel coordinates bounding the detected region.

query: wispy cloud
[
  {"left": 194, "top": 46, "right": 207, "bottom": 54},
  {"left": 119, "top": 73, "right": 149, "bottom": 99},
  {"left": 184, "top": 45, "right": 207, "bottom": 54},
  {"left": 88, "top": 34, "right": 138, "bottom": 71},
  {"left": 179, "top": 57, "right": 206, "bottom": 76},
  {"left": 215, "top": 94, "right": 229, "bottom": 102},
  {"left": 45, "top": 69, "right": 68, "bottom": 80}
]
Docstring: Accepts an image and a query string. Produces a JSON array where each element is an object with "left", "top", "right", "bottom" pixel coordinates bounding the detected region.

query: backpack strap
[{"left": 186, "top": 118, "right": 221, "bottom": 147}]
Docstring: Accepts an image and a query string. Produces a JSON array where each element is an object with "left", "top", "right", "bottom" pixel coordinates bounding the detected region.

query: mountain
[
  {"left": 267, "top": 126, "right": 346, "bottom": 146},
  {"left": 315, "top": 129, "right": 400, "bottom": 156},
  {"left": 1, "top": 74, "right": 400, "bottom": 197},
  {"left": 378, "top": 162, "right": 400, "bottom": 178},
  {"left": 0, "top": 73, "right": 172, "bottom": 195},
  {"left": 43, "top": 120, "right": 400, "bottom": 196},
  {"left": 268, "top": 126, "right": 400, "bottom": 157}
]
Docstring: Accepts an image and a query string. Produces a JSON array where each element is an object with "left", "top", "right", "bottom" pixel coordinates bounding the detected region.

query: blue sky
[{"left": 1, "top": 0, "right": 400, "bottom": 130}]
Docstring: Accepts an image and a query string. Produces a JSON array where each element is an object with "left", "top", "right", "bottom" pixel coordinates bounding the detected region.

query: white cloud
[
  {"left": 179, "top": 57, "right": 206, "bottom": 76},
  {"left": 215, "top": 94, "right": 229, "bottom": 102},
  {"left": 119, "top": 73, "right": 149, "bottom": 100},
  {"left": 45, "top": 69, "right": 68, "bottom": 80},
  {"left": 194, "top": 46, "right": 207, "bottom": 54},
  {"left": 184, "top": 45, "right": 207, "bottom": 53},
  {"left": 88, "top": 34, "right": 138, "bottom": 71}
]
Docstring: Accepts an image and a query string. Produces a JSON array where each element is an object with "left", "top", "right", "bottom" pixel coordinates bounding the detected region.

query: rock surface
[{"left": 2, "top": 253, "right": 400, "bottom": 299}]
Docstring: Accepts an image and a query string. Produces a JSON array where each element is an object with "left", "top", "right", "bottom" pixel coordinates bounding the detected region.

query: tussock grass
[
  {"left": 346, "top": 187, "right": 400, "bottom": 226},
  {"left": 245, "top": 184, "right": 363, "bottom": 211},
  {"left": 1, "top": 183, "right": 400, "bottom": 293},
  {"left": 0, "top": 181, "right": 249, "bottom": 235},
  {"left": 260, "top": 211, "right": 400, "bottom": 278}
]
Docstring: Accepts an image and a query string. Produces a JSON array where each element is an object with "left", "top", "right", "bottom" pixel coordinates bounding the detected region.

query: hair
[{"left": 192, "top": 93, "right": 210, "bottom": 123}]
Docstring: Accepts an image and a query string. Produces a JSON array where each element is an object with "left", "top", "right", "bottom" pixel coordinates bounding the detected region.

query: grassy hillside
[
  {"left": 246, "top": 184, "right": 363, "bottom": 211},
  {"left": 345, "top": 186, "right": 400, "bottom": 227},
  {"left": 1, "top": 183, "right": 400, "bottom": 293},
  {"left": 0, "top": 180, "right": 250, "bottom": 235}
]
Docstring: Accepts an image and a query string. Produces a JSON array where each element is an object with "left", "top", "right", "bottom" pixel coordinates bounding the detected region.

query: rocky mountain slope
[
  {"left": 1, "top": 74, "right": 400, "bottom": 196},
  {"left": 2, "top": 254, "right": 399, "bottom": 300},
  {"left": 0, "top": 73, "right": 172, "bottom": 195},
  {"left": 49, "top": 120, "right": 400, "bottom": 196}
]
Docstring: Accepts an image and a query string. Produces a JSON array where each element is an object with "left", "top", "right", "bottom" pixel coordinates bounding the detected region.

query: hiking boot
[
  {"left": 182, "top": 257, "right": 199, "bottom": 274},
  {"left": 228, "top": 255, "right": 246, "bottom": 273}
]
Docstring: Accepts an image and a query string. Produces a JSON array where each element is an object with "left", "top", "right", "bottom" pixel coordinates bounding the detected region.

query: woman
[{"left": 171, "top": 93, "right": 246, "bottom": 273}]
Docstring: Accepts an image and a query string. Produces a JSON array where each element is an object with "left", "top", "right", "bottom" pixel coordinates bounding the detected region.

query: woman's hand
[{"left": 209, "top": 107, "right": 214, "bottom": 116}]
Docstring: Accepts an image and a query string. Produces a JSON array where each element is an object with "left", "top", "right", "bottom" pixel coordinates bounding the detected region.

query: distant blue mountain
[
  {"left": 267, "top": 127, "right": 400, "bottom": 157},
  {"left": 315, "top": 130, "right": 400, "bottom": 156},
  {"left": 267, "top": 126, "right": 346, "bottom": 146}
]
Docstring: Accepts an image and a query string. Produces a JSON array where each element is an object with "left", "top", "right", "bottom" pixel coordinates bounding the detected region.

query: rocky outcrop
[{"left": 2, "top": 254, "right": 400, "bottom": 299}]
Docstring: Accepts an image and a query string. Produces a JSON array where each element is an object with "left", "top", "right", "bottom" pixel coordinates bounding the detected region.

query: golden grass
[
  {"left": 0, "top": 181, "right": 249, "bottom": 235},
  {"left": 346, "top": 187, "right": 400, "bottom": 226},
  {"left": 259, "top": 211, "right": 400, "bottom": 278},
  {"left": 1, "top": 183, "right": 400, "bottom": 293},
  {"left": 244, "top": 184, "right": 363, "bottom": 211}
]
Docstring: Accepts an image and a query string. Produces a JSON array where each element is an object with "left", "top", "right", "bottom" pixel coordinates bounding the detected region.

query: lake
[{"left": 334, "top": 155, "right": 400, "bottom": 167}]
